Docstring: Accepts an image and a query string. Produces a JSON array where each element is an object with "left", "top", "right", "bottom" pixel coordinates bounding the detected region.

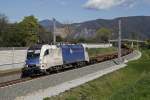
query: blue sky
[{"left": 0, "top": 0, "right": 150, "bottom": 23}]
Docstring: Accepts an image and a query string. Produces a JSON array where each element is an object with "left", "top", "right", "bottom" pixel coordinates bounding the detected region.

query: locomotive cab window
[{"left": 44, "top": 49, "right": 49, "bottom": 56}]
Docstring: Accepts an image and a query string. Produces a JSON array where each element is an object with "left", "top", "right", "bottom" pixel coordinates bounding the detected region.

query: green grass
[
  {"left": 44, "top": 49, "right": 150, "bottom": 100},
  {"left": 87, "top": 47, "right": 117, "bottom": 57}
]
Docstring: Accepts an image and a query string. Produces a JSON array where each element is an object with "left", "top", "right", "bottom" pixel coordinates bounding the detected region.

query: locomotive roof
[{"left": 28, "top": 44, "right": 84, "bottom": 50}]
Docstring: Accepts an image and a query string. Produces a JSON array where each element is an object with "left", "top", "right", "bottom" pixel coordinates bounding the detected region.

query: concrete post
[
  {"left": 12, "top": 47, "right": 14, "bottom": 68},
  {"left": 53, "top": 18, "right": 56, "bottom": 45},
  {"left": 131, "top": 42, "right": 134, "bottom": 48},
  {"left": 137, "top": 40, "right": 139, "bottom": 50},
  {"left": 118, "top": 20, "right": 122, "bottom": 62}
]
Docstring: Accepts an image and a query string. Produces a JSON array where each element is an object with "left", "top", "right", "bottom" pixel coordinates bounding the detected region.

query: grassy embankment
[{"left": 44, "top": 49, "right": 150, "bottom": 100}]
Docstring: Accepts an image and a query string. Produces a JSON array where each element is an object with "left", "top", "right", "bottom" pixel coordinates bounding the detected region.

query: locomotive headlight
[
  {"left": 40, "top": 64, "right": 46, "bottom": 69},
  {"left": 24, "top": 64, "right": 28, "bottom": 67}
]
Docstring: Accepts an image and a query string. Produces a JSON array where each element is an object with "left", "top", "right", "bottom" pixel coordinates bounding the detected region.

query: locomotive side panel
[
  {"left": 40, "top": 45, "right": 63, "bottom": 69},
  {"left": 61, "top": 45, "right": 86, "bottom": 64}
]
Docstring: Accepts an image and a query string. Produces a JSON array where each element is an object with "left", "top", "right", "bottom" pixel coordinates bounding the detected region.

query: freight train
[
  {"left": 22, "top": 44, "right": 89, "bottom": 77},
  {"left": 22, "top": 44, "right": 132, "bottom": 77}
]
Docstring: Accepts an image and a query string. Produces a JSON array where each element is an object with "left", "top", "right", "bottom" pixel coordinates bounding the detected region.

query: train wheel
[
  {"left": 41, "top": 69, "right": 49, "bottom": 75},
  {"left": 21, "top": 70, "right": 30, "bottom": 78},
  {"left": 55, "top": 66, "right": 60, "bottom": 73}
]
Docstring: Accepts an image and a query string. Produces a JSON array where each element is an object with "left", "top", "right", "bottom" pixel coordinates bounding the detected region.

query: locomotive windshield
[{"left": 27, "top": 50, "right": 40, "bottom": 59}]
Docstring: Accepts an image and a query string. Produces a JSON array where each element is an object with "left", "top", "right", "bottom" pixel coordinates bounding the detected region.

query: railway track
[
  {"left": 0, "top": 78, "right": 31, "bottom": 88},
  {"left": 0, "top": 49, "right": 133, "bottom": 88}
]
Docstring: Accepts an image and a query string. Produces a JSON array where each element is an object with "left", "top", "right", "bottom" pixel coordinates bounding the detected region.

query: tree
[
  {"left": 0, "top": 14, "right": 42, "bottom": 47},
  {"left": 130, "top": 32, "right": 138, "bottom": 40},
  {"left": 56, "top": 35, "right": 63, "bottom": 42},
  {"left": 145, "top": 39, "right": 150, "bottom": 49},
  {"left": 18, "top": 15, "right": 39, "bottom": 46},
  {"left": 63, "top": 21, "right": 75, "bottom": 42},
  {"left": 77, "top": 37, "right": 86, "bottom": 43},
  {"left": 63, "top": 21, "right": 74, "bottom": 35},
  {"left": 38, "top": 25, "right": 53, "bottom": 44},
  {"left": 2, "top": 24, "right": 26, "bottom": 47},
  {"left": 95, "top": 27, "right": 112, "bottom": 43},
  {"left": 0, "top": 14, "right": 8, "bottom": 33},
  {"left": 0, "top": 14, "right": 8, "bottom": 46}
]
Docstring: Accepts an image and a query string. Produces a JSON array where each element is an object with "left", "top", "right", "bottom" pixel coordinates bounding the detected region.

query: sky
[{"left": 0, "top": 0, "right": 150, "bottom": 23}]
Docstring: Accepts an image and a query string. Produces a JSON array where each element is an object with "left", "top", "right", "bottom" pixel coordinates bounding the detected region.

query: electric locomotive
[{"left": 22, "top": 44, "right": 89, "bottom": 77}]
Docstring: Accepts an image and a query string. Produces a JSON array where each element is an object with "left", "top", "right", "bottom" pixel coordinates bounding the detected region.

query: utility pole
[
  {"left": 118, "top": 20, "right": 122, "bottom": 62},
  {"left": 53, "top": 18, "right": 56, "bottom": 45},
  {"left": 137, "top": 40, "right": 139, "bottom": 50}
]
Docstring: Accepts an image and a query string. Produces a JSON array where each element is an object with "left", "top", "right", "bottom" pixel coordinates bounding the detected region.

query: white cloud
[{"left": 83, "top": 0, "right": 138, "bottom": 10}]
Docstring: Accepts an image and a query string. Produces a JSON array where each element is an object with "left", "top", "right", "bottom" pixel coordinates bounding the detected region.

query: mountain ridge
[{"left": 39, "top": 16, "right": 150, "bottom": 40}]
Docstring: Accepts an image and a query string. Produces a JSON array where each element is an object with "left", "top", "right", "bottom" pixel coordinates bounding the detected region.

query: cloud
[{"left": 83, "top": 0, "right": 139, "bottom": 10}]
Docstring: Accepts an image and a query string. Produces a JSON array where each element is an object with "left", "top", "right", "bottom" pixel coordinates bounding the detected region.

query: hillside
[
  {"left": 39, "top": 19, "right": 63, "bottom": 32},
  {"left": 40, "top": 16, "right": 150, "bottom": 40}
]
